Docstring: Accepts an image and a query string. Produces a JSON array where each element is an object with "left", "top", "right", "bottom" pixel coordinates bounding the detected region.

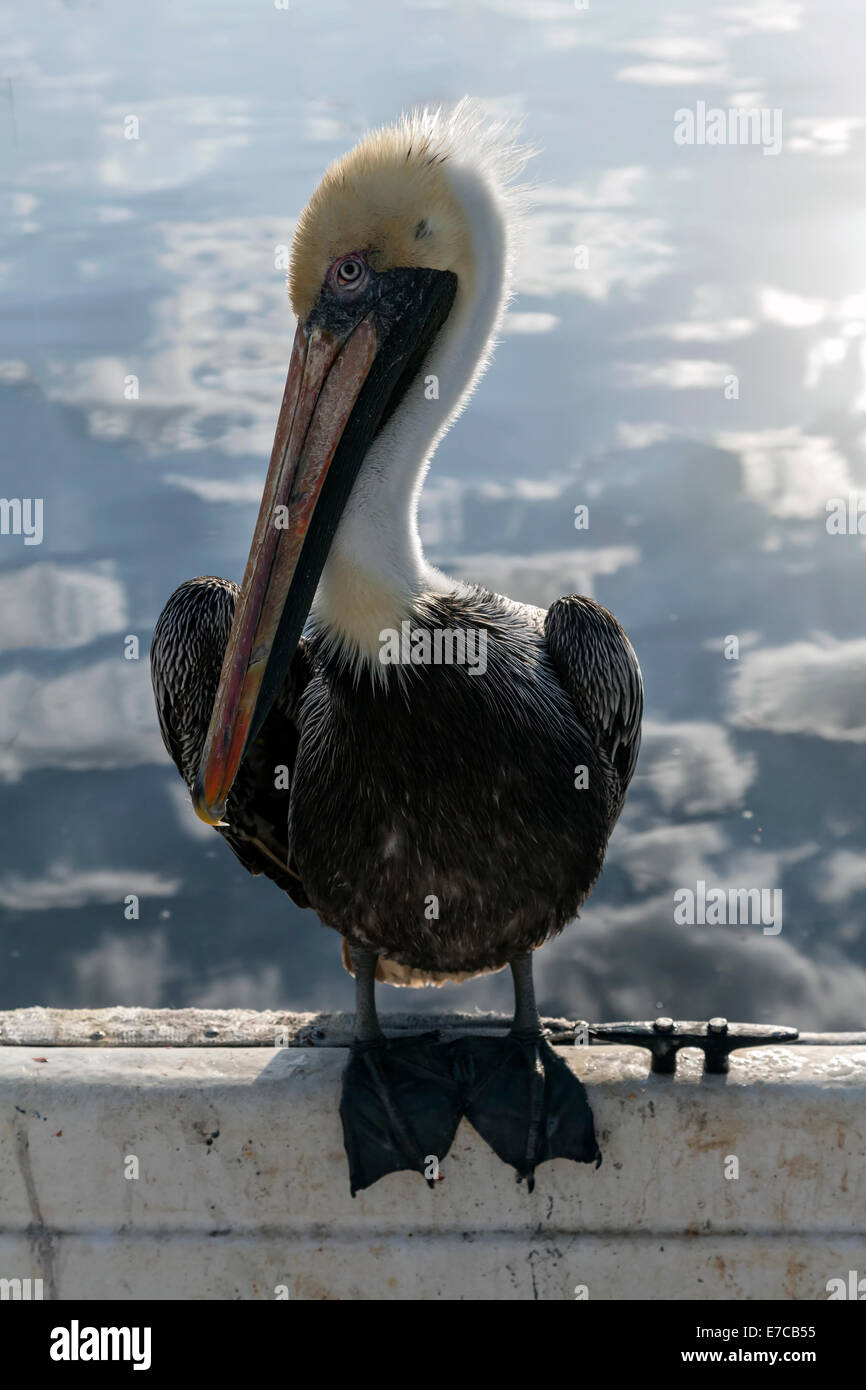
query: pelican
[{"left": 151, "top": 101, "right": 643, "bottom": 1194}]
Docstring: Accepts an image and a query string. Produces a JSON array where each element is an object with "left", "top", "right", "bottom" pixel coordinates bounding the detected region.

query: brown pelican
[{"left": 151, "top": 102, "right": 643, "bottom": 1194}]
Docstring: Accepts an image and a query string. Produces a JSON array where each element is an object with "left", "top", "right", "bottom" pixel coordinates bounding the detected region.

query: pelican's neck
[{"left": 311, "top": 161, "right": 511, "bottom": 666}]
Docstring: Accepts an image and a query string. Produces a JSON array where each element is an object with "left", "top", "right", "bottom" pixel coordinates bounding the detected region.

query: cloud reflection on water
[{"left": 0, "top": 0, "right": 864, "bottom": 1028}]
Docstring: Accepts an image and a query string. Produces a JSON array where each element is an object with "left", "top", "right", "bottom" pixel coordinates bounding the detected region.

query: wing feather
[
  {"left": 150, "top": 575, "right": 313, "bottom": 908},
  {"left": 544, "top": 594, "right": 643, "bottom": 814}
]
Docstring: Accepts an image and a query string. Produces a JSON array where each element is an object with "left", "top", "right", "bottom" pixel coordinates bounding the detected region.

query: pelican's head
[
  {"left": 193, "top": 101, "right": 529, "bottom": 824},
  {"left": 290, "top": 120, "right": 478, "bottom": 320}
]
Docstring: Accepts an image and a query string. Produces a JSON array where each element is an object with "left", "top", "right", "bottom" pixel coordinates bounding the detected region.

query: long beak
[
  {"left": 192, "top": 318, "right": 376, "bottom": 824},
  {"left": 192, "top": 266, "right": 457, "bottom": 826}
]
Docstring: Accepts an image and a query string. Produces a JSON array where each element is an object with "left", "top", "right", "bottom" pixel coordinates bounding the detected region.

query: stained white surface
[{"left": 1, "top": 1036, "right": 864, "bottom": 1300}]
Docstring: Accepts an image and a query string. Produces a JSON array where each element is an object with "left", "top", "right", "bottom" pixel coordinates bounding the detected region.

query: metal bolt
[
  {"left": 708, "top": 1017, "right": 728, "bottom": 1034},
  {"left": 654, "top": 1017, "right": 674, "bottom": 1033}
]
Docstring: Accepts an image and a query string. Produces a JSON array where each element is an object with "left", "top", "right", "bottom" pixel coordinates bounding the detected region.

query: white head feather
[{"left": 292, "top": 100, "right": 533, "bottom": 672}]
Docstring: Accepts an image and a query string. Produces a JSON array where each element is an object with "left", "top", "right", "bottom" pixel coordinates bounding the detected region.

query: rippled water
[{"left": 1, "top": 0, "right": 865, "bottom": 1029}]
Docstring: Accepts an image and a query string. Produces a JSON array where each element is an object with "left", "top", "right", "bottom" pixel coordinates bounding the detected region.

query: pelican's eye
[{"left": 332, "top": 253, "right": 368, "bottom": 292}]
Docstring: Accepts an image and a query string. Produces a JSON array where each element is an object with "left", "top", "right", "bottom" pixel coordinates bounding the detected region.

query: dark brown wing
[
  {"left": 545, "top": 593, "right": 643, "bottom": 819},
  {"left": 150, "top": 574, "right": 313, "bottom": 909}
]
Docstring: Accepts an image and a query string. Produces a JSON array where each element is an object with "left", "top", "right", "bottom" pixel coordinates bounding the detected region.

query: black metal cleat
[{"left": 583, "top": 1017, "right": 799, "bottom": 1075}]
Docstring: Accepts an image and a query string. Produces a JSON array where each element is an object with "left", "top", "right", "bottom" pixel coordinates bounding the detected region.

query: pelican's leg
[
  {"left": 350, "top": 946, "right": 383, "bottom": 1043},
  {"left": 339, "top": 943, "right": 462, "bottom": 1197},
  {"left": 509, "top": 953, "right": 542, "bottom": 1036},
  {"left": 459, "top": 951, "right": 601, "bottom": 1189}
]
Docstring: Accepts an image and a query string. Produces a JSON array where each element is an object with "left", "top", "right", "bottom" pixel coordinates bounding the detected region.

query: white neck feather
[{"left": 311, "top": 157, "right": 516, "bottom": 667}]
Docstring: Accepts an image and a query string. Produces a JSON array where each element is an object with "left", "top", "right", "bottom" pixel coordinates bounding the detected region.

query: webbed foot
[
  {"left": 340, "top": 1035, "right": 463, "bottom": 1196},
  {"left": 454, "top": 1031, "right": 600, "bottom": 1189}
]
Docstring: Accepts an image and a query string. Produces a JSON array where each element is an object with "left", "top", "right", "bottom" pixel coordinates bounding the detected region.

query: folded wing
[
  {"left": 150, "top": 575, "right": 313, "bottom": 908},
  {"left": 544, "top": 593, "right": 643, "bottom": 825}
]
